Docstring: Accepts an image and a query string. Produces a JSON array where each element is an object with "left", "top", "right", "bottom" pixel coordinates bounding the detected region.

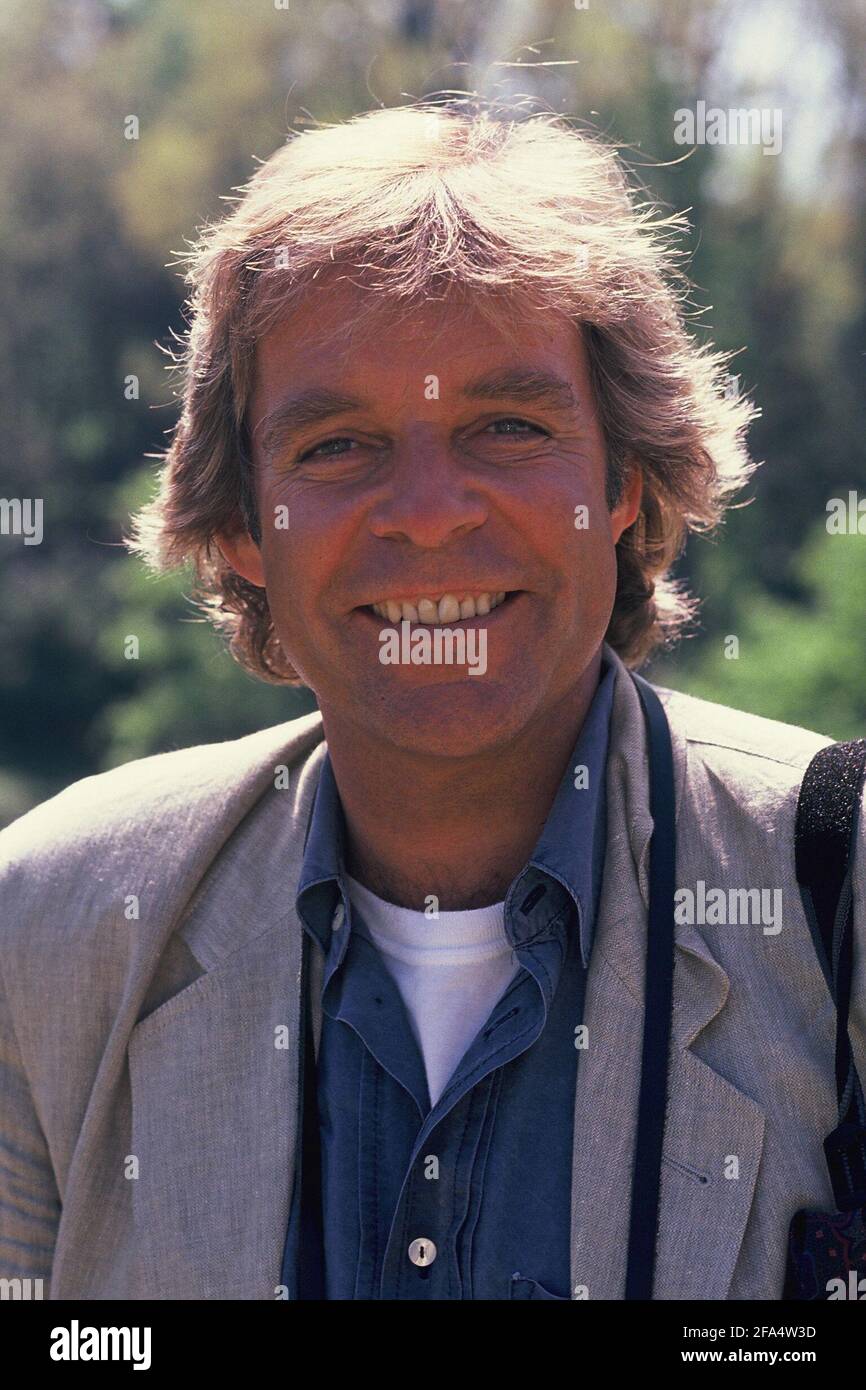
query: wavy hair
[{"left": 128, "top": 98, "right": 757, "bottom": 681}]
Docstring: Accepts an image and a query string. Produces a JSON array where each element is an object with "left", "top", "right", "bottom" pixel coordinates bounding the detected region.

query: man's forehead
[
  {"left": 250, "top": 281, "right": 587, "bottom": 416},
  {"left": 253, "top": 273, "right": 576, "bottom": 362}
]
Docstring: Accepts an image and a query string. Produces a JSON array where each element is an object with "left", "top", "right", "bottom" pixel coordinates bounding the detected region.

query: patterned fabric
[{"left": 784, "top": 1206, "right": 866, "bottom": 1299}]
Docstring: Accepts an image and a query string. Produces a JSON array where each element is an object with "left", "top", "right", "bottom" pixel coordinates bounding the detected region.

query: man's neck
[{"left": 319, "top": 654, "right": 604, "bottom": 910}]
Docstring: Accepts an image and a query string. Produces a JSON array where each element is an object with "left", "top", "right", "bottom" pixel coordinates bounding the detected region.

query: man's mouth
[{"left": 365, "top": 591, "right": 514, "bottom": 625}]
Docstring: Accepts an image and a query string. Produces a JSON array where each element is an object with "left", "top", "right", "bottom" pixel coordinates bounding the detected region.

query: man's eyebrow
[
  {"left": 254, "top": 369, "right": 579, "bottom": 460},
  {"left": 461, "top": 367, "right": 579, "bottom": 411},
  {"left": 254, "top": 389, "right": 364, "bottom": 460}
]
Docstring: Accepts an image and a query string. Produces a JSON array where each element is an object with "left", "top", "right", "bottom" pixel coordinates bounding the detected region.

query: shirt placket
[
  {"left": 377, "top": 956, "right": 552, "bottom": 1298},
  {"left": 379, "top": 1072, "right": 498, "bottom": 1299}
]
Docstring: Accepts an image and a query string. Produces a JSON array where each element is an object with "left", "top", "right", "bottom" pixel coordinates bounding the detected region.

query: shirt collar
[
  {"left": 296, "top": 656, "right": 615, "bottom": 971},
  {"left": 296, "top": 753, "right": 349, "bottom": 957},
  {"left": 506, "top": 656, "right": 614, "bottom": 967}
]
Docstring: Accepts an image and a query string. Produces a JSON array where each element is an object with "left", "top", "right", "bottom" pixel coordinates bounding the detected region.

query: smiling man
[
  {"left": 1, "top": 101, "right": 864, "bottom": 1303},
  {"left": 220, "top": 279, "right": 641, "bottom": 913}
]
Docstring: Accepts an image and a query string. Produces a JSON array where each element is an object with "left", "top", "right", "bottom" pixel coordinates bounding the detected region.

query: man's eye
[
  {"left": 298, "top": 436, "right": 357, "bottom": 462},
  {"left": 296, "top": 420, "right": 546, "bottom": 462},
  {"left": 485, "top": 417, "right": 547, "bottom": 437}
]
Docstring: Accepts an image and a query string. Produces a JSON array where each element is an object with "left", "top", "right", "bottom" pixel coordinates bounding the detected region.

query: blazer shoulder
[
  {"left": 0, "top": 712, "right": 326, "bottom": 1100},
  {"left": 654, "top": 683, "right": 835, "bottom": 774},
  {"left": 0, "top": 710, "right": 324, "bottom": 893},
  {"left": 643, "top": 685, "right": 857, "bottom": 892}
]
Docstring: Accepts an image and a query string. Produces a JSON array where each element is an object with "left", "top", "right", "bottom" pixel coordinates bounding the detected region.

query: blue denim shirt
[{"left": 282, "top": 658, "right": 615, "bottom": 1299}]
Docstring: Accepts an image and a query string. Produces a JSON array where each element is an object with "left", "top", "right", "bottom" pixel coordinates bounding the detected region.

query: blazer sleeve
[{"left": 0, "top": 953, "right": 61, "bottom": 1293}]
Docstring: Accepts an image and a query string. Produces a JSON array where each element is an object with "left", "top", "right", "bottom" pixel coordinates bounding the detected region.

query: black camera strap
[
  {"left": 295, "top": 671, "right": 678, "bottom": 1301},
  {"left": 624, "top": 673, "right": 677, "bottom": 1299}
]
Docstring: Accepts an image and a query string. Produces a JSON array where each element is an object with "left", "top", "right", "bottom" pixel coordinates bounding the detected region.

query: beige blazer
[{"left": 1, "top": 644, "right": 864, "bottom": 1300}]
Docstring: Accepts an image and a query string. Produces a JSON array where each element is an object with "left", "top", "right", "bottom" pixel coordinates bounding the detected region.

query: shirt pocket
[{"left": 509, "top": 1273, "right": 569, "bottom": 1301}]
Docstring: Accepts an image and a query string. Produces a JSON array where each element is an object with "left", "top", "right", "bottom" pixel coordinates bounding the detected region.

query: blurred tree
[{"left": 653, "top": 522, "right": 866, "bottom": 738}]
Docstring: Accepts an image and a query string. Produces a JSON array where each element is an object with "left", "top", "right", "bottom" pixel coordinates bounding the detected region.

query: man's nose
[{"left": 367, "top": 434, "right": 488, "bottom": 548}]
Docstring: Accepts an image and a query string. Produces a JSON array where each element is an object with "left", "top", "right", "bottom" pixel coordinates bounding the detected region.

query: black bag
[{"left": 784, "top": 736, "right": 866, "bottom": 1300}]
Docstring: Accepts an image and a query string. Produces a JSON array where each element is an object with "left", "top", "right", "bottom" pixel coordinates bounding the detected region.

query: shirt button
[{"left": 408, "top": 1237, "right": 437, "bottom": 1267}]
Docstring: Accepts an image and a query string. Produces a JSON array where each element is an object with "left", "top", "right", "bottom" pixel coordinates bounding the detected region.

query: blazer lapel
[
  {"left": 570, "top": 651, "right": 765, "bottom": 1300},
  {"left": 127, "top": 739, "right": 327, "bottom": 1299}
]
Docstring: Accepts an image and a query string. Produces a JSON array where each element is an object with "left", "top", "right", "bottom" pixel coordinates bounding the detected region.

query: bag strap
[
  {"left": 795, "top": 737, "right": 866, "bottom": 1210},
  {"left": 625, "top": 672, "right": 677, "bottom": 1299}
]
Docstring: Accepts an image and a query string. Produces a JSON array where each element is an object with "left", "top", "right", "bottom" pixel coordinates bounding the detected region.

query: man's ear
[
  {"left": 215, "top": 528, "right": 266, "bottom": 588},
  {"left": 610, "top": 461, "right": 643, "bottom": 544}
]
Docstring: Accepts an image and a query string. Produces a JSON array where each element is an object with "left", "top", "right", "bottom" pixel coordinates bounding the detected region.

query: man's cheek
[{"left": 561, "top": 510, "right": 613, "bottom": 586}]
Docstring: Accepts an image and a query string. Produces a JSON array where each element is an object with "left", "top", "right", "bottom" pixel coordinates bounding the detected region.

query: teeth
[
  {"left": 371, "top": 591, "right": 509, "bottom": 624},
  {"left": 438, "top": 594, "right": 461, "bottom": 622}
]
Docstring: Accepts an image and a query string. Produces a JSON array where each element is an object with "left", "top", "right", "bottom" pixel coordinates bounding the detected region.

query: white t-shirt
[{"left": 344, "top": 873, "right": 522, "bottom": 1109}]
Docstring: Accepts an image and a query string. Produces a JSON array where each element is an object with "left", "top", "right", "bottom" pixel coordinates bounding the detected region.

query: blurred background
[{"left": 1, "top": 0, "right": 864, "bottom": 826}]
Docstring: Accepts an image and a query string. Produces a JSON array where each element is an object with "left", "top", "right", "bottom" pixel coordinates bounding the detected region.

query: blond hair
[{"left": 129, "top": 99, "right": 757, "bottom": 681}]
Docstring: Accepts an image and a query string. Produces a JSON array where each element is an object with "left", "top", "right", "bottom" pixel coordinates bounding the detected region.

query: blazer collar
[{"left": 595, "top": 644, "right": 730, "bottom": 1049}]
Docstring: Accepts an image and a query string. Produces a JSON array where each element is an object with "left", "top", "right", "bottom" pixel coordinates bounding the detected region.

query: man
[{"left": 1, "top": 101, "right": 863, "bottom": 1301}]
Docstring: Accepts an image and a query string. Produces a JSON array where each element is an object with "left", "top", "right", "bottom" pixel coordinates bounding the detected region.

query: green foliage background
[{"left": 1, "top": 0, "right": 864, "bottom": 826}]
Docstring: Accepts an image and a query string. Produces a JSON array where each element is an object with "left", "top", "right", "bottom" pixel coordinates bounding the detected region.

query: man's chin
[{"left": 352, "top": 676, "right": 535, "bottom": 760}]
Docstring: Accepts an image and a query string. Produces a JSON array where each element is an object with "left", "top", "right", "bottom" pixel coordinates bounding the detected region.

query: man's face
[{"left": 226, "top": 281, "right": 641, "bottom": 759}]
